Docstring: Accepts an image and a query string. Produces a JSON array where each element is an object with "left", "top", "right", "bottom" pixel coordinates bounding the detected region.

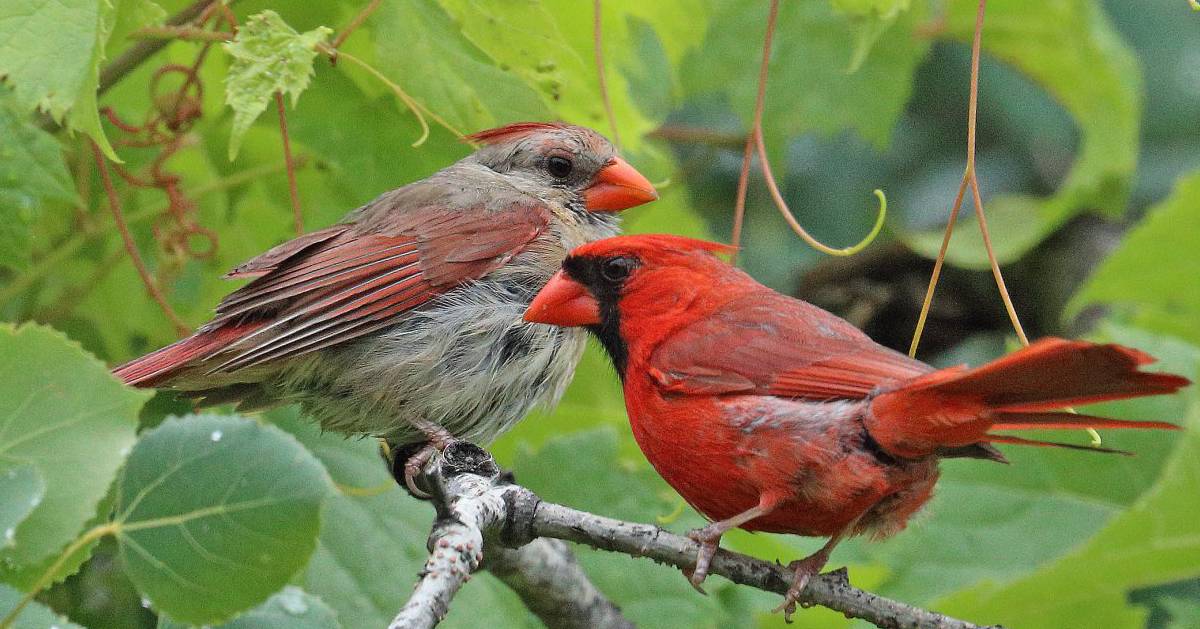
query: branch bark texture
[{"left": 393, "top": 442, "right": 1001, "bottom": 629}]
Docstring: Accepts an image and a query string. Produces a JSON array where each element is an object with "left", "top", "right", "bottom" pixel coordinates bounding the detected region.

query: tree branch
[
  {"left": 390, "top": 444, "right": 632, "bottom": 629},
  {"left": 393, "top": 442, "right": 1002, "bottom": 629},
  {"left": 488, "top": 540, "right": 634, "bottom": 629}
]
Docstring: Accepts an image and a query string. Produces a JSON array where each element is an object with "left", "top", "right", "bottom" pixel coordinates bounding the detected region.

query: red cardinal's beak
[
  {"left": 583, "top": 157, "right": 658, "bottom": 212},
  {"left": 524, "top": 271, "right": 601, "bottom": 327}
]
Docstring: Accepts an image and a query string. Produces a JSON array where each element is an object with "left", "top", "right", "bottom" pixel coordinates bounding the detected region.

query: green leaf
[
  {"left": 0, "top": 88, "right": 76, "bottom": 271},
  {"left": 436, "top": 0, "right": 595, "bottom": 121},
  {"left": 369, "top": 0, "right": 549, "bottom": 134},
  {"left": 534, "top": 0, "right": 713, "bottom": 144},
  {"left": 0, "top": 323, "right": 147, "bottom": 586},
  {"left": 1070, "top": 170, "right": 1200, "bottom": 346},
  {"left": 830, "top": 0, "right": 910, "bottom": 13},
  {"left": 222, "top": 10, "right": 331, "bottom": 160},
  {"left": 830, "top": 0, "right": 912, "bottom": 73},
  {"left": 901, "top": 0, "right": 1141, "bottom": 267},
  {"left": 106, "top": 0, "right": 166, "bottom": 60},
  {"left": 682, "top": 0, "right": 930, "bottom": 150},
  {"left": 157, "top": 586, "right": 341, "bottom": 629},
  {"left": 0, "top": 583, "right": 85, "bottom": 629},
  {"left": 114, "top": 414, "right": 334, "bottom": 625},
  {"left": 0, "top": 0, "right": 119, "bottom": 158},
  {"left": 935, "top": 404, "right": 1200, "bottom": 629},
  {"left": 0, "top": 464, "right": 43, "bottom": 550},
  {"left": 1161, "top": 596, "right": 1200, "bottom": 629}
]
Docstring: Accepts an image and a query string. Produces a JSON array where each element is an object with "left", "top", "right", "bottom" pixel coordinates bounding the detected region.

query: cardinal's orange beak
[
  {"left": 524, "top": 271, "right": 601, "bottom": 327},
  {"left": 583, "top": 157, "right": 657, "bottom": 212}
]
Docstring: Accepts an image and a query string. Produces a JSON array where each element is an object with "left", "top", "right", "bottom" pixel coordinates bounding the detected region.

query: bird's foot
[
  {"left": 381, "top": 432, "right": 460, "bottom": 500},
  {"left": 771, "top": 553, "right": 828, "bottom": 622},
  {"left": 410, "top": 419, "right": 456, "bottom": 450},
  {"left": 682, "top": 525, "right": 723, "bottom": 594},
  {"left": 401, "top": 443, "right": 439, "bottom": 499}
]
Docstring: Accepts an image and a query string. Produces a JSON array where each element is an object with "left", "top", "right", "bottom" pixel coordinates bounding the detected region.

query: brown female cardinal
[
  {"left": 113, "top": 122, "right": 656, "bottom": 491},
  {"left": 523, "top": 234, "right": 1188, "bottom": 617}
]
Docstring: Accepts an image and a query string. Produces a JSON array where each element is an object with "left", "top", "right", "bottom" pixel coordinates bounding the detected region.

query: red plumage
[{"left": 523, "top": 233, "right": 1190, "bottom": 616}]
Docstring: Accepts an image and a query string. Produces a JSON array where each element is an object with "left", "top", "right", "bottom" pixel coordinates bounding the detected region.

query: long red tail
[
  {"left": 867, "top": 338, "right": 1190, "bottom": 459},
  {"left": 112, "top": 323, "right": 259, "bottom": 387}
]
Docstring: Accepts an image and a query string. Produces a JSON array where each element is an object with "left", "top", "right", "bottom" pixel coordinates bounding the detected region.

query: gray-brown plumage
[{"left": 114, "top": 122, "right": 657, "bottom": 449}]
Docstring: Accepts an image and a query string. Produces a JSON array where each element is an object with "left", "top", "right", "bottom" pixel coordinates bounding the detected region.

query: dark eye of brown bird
[{"left": 546, "top": 155, "right": 573, "bottom": 178}]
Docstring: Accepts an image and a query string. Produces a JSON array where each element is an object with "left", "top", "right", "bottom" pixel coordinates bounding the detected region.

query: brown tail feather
[
  {"left": 989, "top": 411, "right": 1181, "bottom": 432},
  {"left": 984, "top": 434, "right": 1134, "bottom": 456},
  {"left": 112, "top": 323, "right": 260, "bottom": 387},
  {"left": 867, "top": 338, "right": 1189, "bottom": 458}
]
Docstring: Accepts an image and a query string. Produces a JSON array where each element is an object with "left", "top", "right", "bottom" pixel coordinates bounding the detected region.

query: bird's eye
[
  {"left": 546, "top": 155, "right": 574, "bottom": 179},
  {"left": 600, "top": 256, "right": 636, "bottom": 283}
]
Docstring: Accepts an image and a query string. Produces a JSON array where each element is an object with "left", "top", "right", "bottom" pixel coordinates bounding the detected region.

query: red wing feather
[
  {"left": 648, "top": 290, "right": 930, "bottom": 400},
  {"left": 114, "top": 202, "right": 550, "bottom": 384},
  {"left": 206, "top": 205, "right": 549, "bottom": 372}
]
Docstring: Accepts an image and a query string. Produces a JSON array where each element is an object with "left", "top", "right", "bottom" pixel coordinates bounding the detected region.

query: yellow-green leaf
[{"left": 222, "top": 10, "right": 331, "bottom": 160}]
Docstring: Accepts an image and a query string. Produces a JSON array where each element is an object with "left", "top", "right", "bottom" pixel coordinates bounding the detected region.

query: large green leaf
[
  {"left": 0, "top": 88, "right": 76, "bottom": 271},
  {"left": 440, "top": 0, "right": 710, "bottom": 148},
  {"left": 369, "top": 0, "right": 549, "bottom": 134},
  {"left": 1070, "top": 170, "right": 1200, "bottom": 346},
  {"left": 0, "top": 324, "right": 147, "bottom": 586},
  {"left": 157, "top": 586, "right": 340, "bottom": 629},
  {"left": 935, "top": 403, "right": 1200, "bottom": 628},
  {"left": 902, "top": 0, "right": 1141, "bottom": 267},
  {"left": 682, "top": 0, "right": 930, "bottom": 150},
  {"left": 0, "top": 0, "right": 118, "bottom": 157},
  {"left": 222, "top": 10, "right": 332, "bottom": 160},
  {"left": 436, "top": 0, "right": 595, "bottom": 123},
  {"left": 114, "top": 414, "right": 333, "bottom": 625},
  {"left": 544, "top": 0, "right": 711, "bottom": 140},
  {"left": 0, "top": 583, "right": 85, "bottom": 628}
]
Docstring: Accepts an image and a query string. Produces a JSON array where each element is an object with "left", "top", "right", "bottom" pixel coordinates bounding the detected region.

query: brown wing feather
[
  {"left": 224, "top": 225, "right": 350, "bottom": 279},
  {"left": 198, "top": 201, "right": 550, "bottom": 373},
  {"left": 648, "top": 290, "right": 931, "bottom": 400}
]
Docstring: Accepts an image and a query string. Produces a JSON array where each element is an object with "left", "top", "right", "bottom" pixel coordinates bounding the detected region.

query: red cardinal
[
  {"left": 524, "top": 234, "right": 1188, "bottom": 616},
  {"left": 113, "top": 122, "right": 656, "bottom": 492}
]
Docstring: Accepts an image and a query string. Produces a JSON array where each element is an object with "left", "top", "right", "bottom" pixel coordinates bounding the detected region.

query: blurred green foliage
[{"left": 0, "top": 1, "right": 1198, "bottom": 628}]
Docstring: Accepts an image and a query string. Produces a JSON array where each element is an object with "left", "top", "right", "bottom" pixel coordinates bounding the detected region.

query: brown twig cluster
[{"left": 89, "top": 0, "right": 238, "bottom": 335}]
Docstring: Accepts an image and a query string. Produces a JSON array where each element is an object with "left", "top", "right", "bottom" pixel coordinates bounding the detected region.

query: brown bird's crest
[{"left": 465, "top": 121, "right": 569, "bottom": 146}]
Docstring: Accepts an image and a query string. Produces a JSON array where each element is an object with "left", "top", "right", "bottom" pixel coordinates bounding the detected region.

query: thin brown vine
[
  {"left": 275, "top": 92, "right": 305, "bottom": 235},
  {"left": 729, "top": 0, "right": 886, "bottom": 264},
  {"left": 593, "top": 0, "right": 622, "bottom": 151},
  {"left": 89, "top": 141, "right": 190, "bottom": 337}
]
